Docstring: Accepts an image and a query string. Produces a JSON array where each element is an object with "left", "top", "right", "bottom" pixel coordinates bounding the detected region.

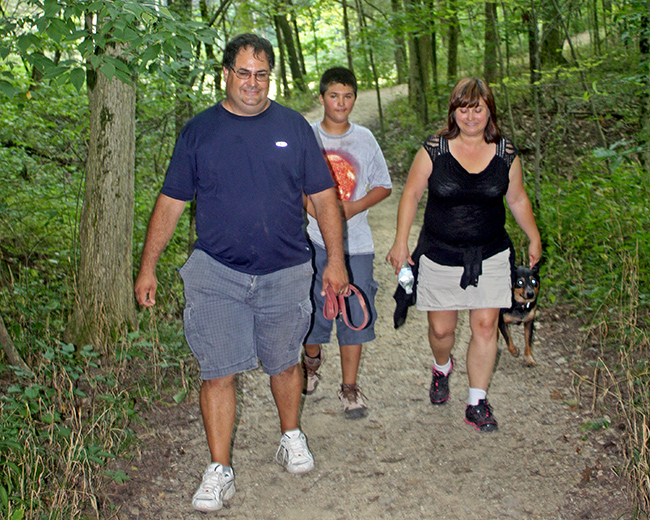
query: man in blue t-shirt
[{"left": 134, "top": 33, "right": 348, "bottom": 513}]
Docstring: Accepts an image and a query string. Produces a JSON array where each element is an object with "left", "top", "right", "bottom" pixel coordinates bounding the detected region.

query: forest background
[{"left": 0, "top": 0, "right": 649, "bottom": 518}]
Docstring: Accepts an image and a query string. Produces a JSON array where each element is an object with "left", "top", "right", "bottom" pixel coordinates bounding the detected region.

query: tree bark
[
  {"left": 524, "top": 7, "right": 541, "bottom": 85},
  {"left": 540, "top": 0, "right": 568, "bottom": 67},
  {"left": 275, "top": 8, "right": 306, "bottom": 92},
  {"left": 405, "top": 0, "right": 429, "bottom": 125},
  {"left": 67, "top": 41, "right": 136, "bottom": 350},
  {"left": 355, "top": 0, "right": 384, "bottom": 131},
  {"left": 274, "top": 15, "right": 290, "bottom": 97},
  {"left": 446, "top": 0, "right": 459, "bottom": 83},
  {"left": 391, "top": 0, "right": 408, "bottom": 84},
  {"left": 484, "top": 2, "right": 498, "bottom": 84},
  {"left": 639, "top": 9, "right": 650, "bottom": 172},
  {"left": 342, "top": 0, "right": 354, "bottom": 72}
]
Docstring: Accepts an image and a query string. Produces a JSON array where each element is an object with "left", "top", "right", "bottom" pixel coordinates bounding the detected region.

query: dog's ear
[{"left": 532, "top": 263, "right": 541, "bottom": 276}]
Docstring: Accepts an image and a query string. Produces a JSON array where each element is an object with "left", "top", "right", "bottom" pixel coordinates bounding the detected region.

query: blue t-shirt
[{"left": 161, "top": 100, "right": 334, "bottom": 275}]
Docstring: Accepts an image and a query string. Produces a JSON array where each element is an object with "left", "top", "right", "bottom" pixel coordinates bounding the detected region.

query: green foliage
[
  {"left": 0, "top": 0, "right": 219, "bottom": 94},
  {"left": 0, "top": 340, "right": 135, "bottom": 518}
]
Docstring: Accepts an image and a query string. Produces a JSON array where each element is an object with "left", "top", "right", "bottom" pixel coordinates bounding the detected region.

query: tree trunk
[
  {"left": 308, "top": 7, "right": 321, "bottom": 76},
  {"left": 524, "top": 7, "right": 541, "bottom": 85},
  {"left": 391, "top": 0, "right": 408, "bottom": 84},
  {"left": 490, "top": 2, "right": 517, "bottom": 145},
  {"left": 355, "top": 0, "right": 384, "bottom": 130},
  {"left": 446, "top": 0, "right": 459, "bottom": 83},
  {"left": 639, "top": 9, "right": 650, "bottom": 172},
  {"left": 289, "top": 7, "right": 306, "bottom": 74},
  {"left": 67, "top": 42, "right": 136, "bottom": 350},
  {"left": 484, "top": 2, "right": 498, "bottom": 84},
  {"left": 274, "top": 15, "right": 290, "bottom": 97},
  {"left": 275, "top": 9, "right": 306, "bottom": 92},
  {"left": 425, "top": 0, "right": 441, "bottom": 114},
  {"left": 405, "top": 0, "right": 429, "bottom": 125},
  {"left": 540, "top": 0, "right": 568, "bottom": 67},
  {"left": 342, "top": 0, "right": 354, "bottom": 72},
  {"left": 529, "top": 2, "right": 542, "bottom": 207}
]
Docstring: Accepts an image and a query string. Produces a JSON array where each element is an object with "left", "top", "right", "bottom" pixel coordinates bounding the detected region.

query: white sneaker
[
  {"left": 275, "top": 429, "right": 315, "bottom": 475},
  {"left": 192, "top": 463, "right": 236, "bottom": 512}
]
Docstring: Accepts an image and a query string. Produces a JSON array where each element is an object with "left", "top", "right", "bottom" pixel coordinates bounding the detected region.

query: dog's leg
[
  {"left": 499, "top": 317, "right": 519, "bottom": 358},
  {"left": 523, "top": 319, "right": 536, "bottom": 367}
]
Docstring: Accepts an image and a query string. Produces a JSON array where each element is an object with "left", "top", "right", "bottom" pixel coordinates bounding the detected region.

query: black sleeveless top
[{"left": 423, "top": 135, "right": 515, "bottom": 247}]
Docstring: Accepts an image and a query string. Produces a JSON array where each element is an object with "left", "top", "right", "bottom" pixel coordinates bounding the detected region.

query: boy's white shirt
[{"left": 307, "top": 121, "right": 392, "bottom": 255}]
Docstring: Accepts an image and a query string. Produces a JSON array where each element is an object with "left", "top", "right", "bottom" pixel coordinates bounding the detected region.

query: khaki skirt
[{"left": 416, "top": 249, "right": 511, "bottom": 311}]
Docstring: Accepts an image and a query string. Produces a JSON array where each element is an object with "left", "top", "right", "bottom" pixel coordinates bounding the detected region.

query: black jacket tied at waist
[{"left": 392, "top": 229, "right": 514, "bottom": 328}]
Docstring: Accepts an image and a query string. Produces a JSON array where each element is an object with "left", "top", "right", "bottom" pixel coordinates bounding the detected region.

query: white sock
[
  {"left": 468, "top": 388, "right": 486, "bottom": 406},
  {"left": 433, "top": 358, "right": 452, "bottom": 375}
]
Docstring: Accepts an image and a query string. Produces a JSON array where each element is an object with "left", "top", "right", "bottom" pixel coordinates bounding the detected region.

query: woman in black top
[{"left": 386, "top": 78, "right": 541, "bottom": 432}]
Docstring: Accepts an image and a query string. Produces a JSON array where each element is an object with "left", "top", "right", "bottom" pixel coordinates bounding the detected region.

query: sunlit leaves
[{"left": 0, "top": 0, "right": 219, "bottom": 94}]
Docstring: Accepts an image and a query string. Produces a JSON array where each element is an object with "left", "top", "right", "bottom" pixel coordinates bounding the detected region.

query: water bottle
[{"left": 398, "top": 263, "right": 414, "bottom": 294}]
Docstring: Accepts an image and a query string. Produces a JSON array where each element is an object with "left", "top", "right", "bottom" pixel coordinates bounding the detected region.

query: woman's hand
[
  {"left": 528, "top": 238, "right": 542, "bottom": 269},
  {"left": 386, "top": 241, "right": 412, "bottom": 275}
]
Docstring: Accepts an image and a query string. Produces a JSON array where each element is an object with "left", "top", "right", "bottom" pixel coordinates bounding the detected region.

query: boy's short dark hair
[
  {"left": 319, "top": 67, "right": 357, "bottom": 97},
  {"left": 223, "top": 33, "right": 275, "bottom": 71}
]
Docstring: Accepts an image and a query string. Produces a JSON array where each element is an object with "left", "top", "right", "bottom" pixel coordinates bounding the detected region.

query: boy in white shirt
[{"left": 303, "top": 67, "right": 392, "bottom": 419}]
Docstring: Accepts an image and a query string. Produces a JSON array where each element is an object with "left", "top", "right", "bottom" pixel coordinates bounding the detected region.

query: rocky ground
[{"left": 104, "top": 87, "right": 632, "bottom": 519}]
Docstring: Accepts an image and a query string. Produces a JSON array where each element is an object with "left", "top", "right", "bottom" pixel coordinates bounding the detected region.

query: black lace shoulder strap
[
  {"left": 496, "top": 137, "right": 517, "bottom": 169},
  {"left": 423, "top": 134, "right": 445, "bottom": 162}
]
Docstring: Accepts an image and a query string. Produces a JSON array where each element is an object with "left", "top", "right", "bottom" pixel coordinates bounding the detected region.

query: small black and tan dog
[{"left": 498, "top": 264, "right": 540, "bottom": 367}]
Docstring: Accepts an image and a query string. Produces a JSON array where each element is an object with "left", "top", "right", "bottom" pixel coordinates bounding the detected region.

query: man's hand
[
  {"left": 134, "top": 270, "right": 158, "bottom": 307},
  {"left": 321, "top": 259, "right": 349, "bottom": 296}
]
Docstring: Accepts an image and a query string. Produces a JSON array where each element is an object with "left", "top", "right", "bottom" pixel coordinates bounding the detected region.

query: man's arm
[
  {"left": 134, "top": 193, "right": 188, "bottom": 307},
  {"left": 308, "top": 187, "right": 349, "bottom": 295}
]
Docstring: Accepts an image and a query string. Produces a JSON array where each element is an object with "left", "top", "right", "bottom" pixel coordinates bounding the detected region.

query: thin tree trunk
[
  {"left": 342, "top": 0, "right": 354, "bottom": 72},
  {"left": 274, "top": 15, "right": 290, "bottom": 97},
  {"left": 275, "top": 9, "right": 306, "bottom": 92},
  {"left": 484, "top": 2, "right": 498, "bottom": 84},
  {"left": 405, "top": 0, "right": 428, "bottom": 125},
  {"left": 639, "top": 9, "right": 650, "bottom": 173},
  {"left": 447, "top": 0, "right": 459, "bottom": 83},
  {"left": 290, "top": 10, "right": 306, "bottom": 74},
  {"left": 355, "top": 0, "right": 384, "bottom": 131},
  {"left": 309, "top": 7, "right": 320, "bottom": 76},
  {"left": 426, "top": 0, "right": 441, "bottom": 114},
  {"left": 491, "top": 3, "right": 517, "bottom": 147},
  {"left": 391, "top": 0, "right": 408, "bottom": 84},
  {"left": 529, "top": 1, "right": 542, "bottom": 207}
]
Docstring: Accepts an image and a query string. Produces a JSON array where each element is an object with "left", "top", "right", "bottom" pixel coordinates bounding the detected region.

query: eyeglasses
[{"left": 229, "top": 67, "right": 270, "bottom": 82}]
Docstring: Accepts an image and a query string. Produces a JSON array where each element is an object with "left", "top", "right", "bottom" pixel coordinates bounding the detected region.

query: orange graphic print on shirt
[{"left": 325, "top": 152, "right": 357, "bottom": 201}]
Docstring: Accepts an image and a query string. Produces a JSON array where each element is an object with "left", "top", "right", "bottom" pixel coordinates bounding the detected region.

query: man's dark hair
[
  {"left": 319, "top": 67, "right": 357, "bottom": 97},
  {"left": 222, "top": 33, "right": 275, "bottom": 71}
]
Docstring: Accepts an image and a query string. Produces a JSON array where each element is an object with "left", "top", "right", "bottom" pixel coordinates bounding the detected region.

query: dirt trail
[{"left": 109, "top": 88, "right": 628, "bottom": 519}]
